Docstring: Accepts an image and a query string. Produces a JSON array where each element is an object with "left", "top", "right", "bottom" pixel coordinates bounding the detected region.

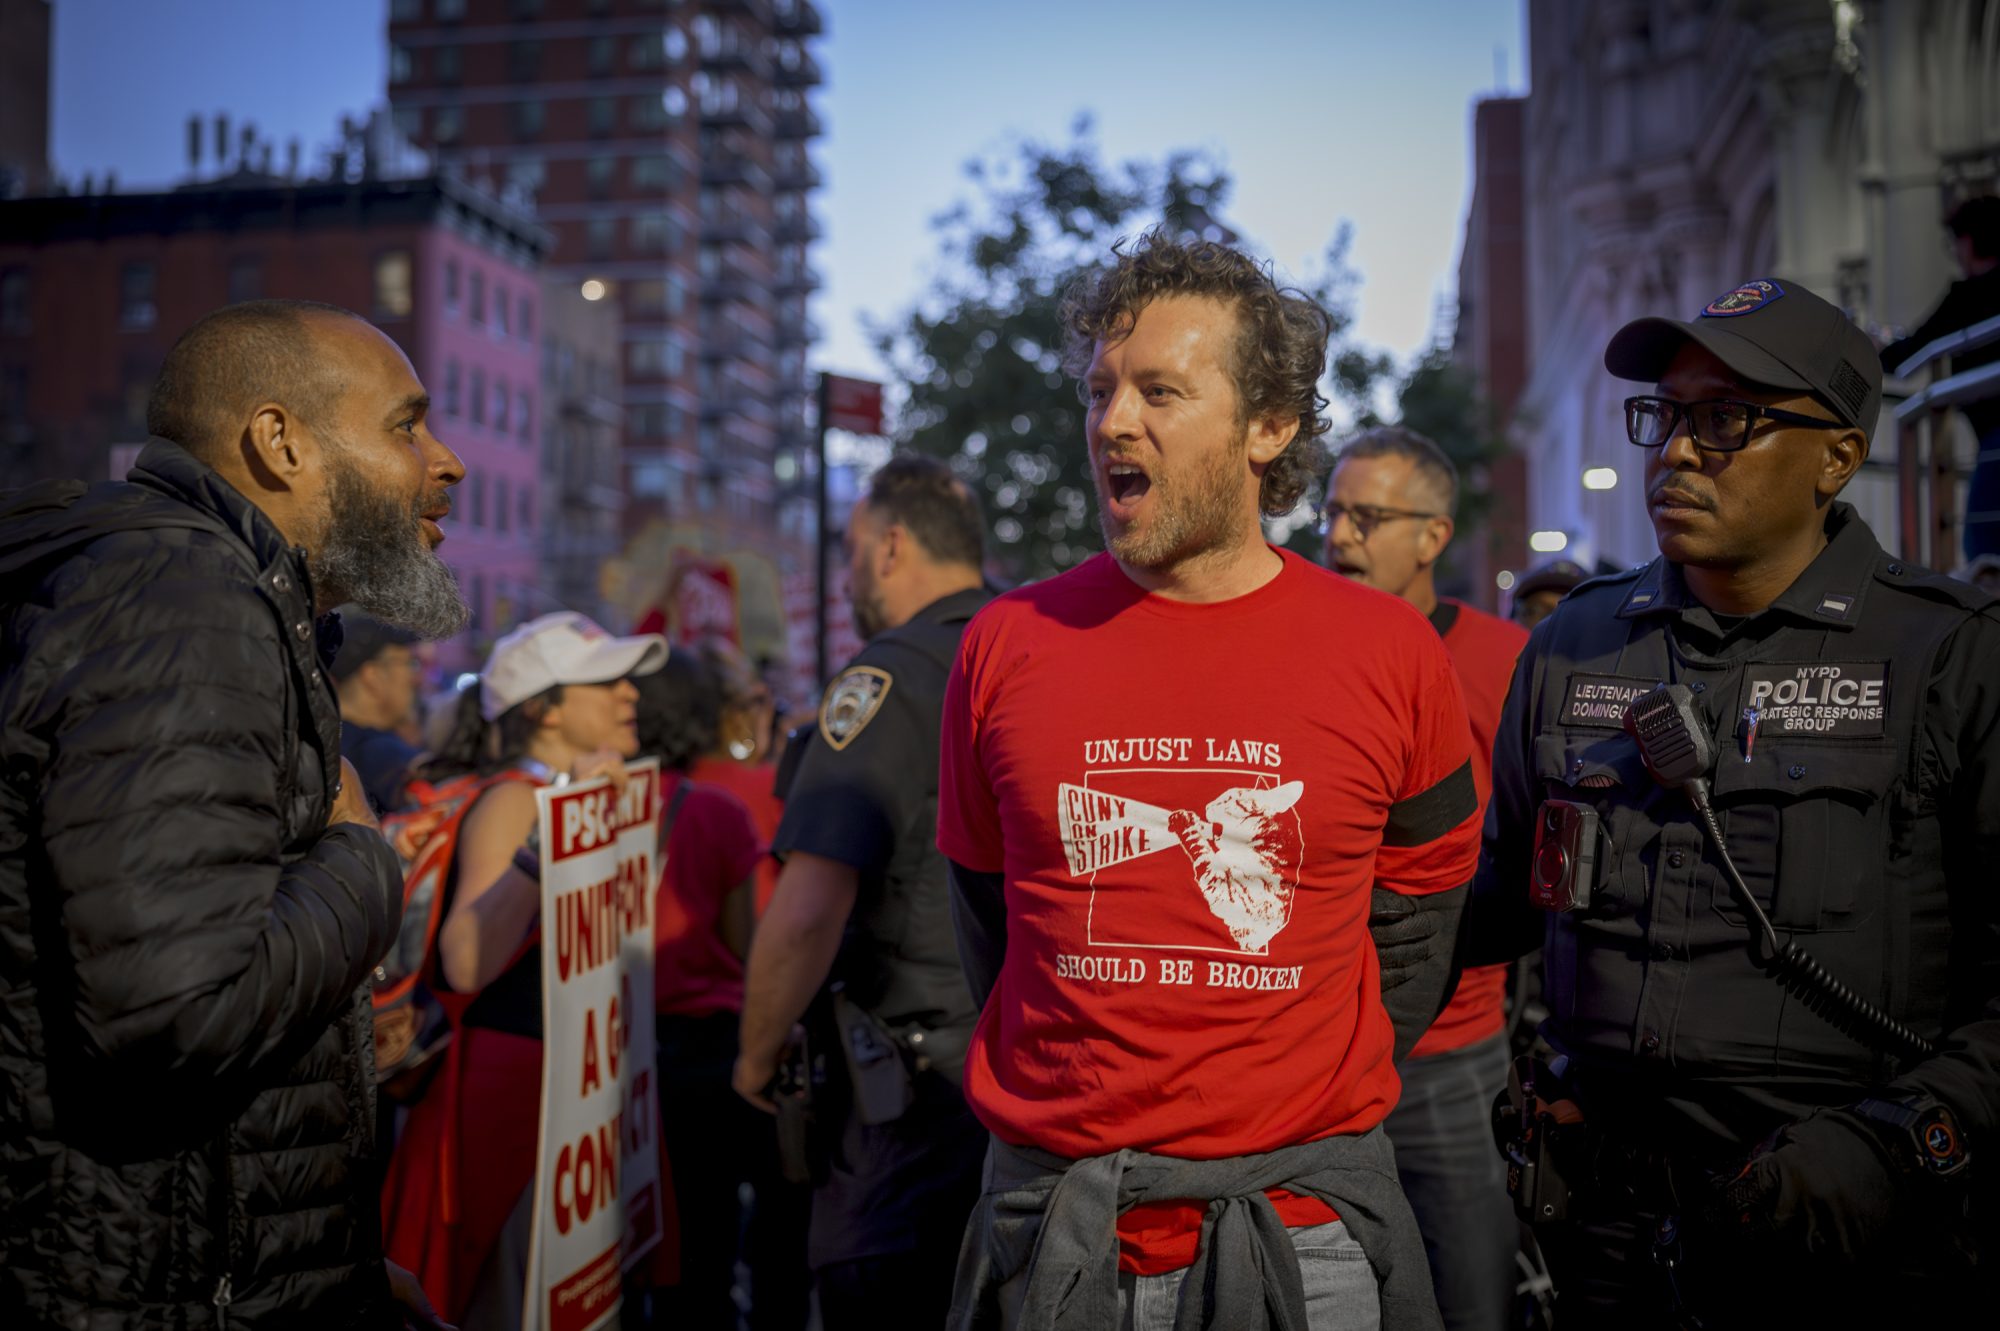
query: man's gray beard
[
  {"left": 1095, "top": 432, "right": 1249, "bottom": 570},
  {"left": 311, "top": 447, "right": 470, "bottom": 639}
]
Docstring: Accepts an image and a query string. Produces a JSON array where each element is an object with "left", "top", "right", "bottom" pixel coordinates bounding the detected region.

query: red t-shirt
[
  {"left": 937, "top": 550, "right": 1481, "bottom": 1274},
  {"left": 653, "top": 771, "right": 763, "bottom": 1018},
  {"left": 1411, "top": 599, "right": 1530, "bottom": 1058},
  {"left": 688, "top": 755, "right": 783, "bottom": 912}
]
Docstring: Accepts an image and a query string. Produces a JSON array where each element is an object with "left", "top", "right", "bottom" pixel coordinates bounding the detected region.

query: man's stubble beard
[
  {"left": 310, "top": 441, "right": 470, "bottom": 639},
  {"left": 1096, "top": 424, "right": 1253, "bottom": 571}
]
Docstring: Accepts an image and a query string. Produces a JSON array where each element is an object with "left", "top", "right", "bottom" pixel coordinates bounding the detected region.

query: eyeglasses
[
  {"left": 1623, "top": 396, "right": 1846, "bottom": 453},
  {"left": 1318, "top": 502, "right": 1441, "bottom": 540}
]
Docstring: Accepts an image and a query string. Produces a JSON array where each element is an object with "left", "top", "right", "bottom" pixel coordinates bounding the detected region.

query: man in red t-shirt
[
  {"left": 940, "top": 234, "right": 1480, "bottom": 1330},
  {"left": 1325, "top": 427, "right": 1530, "bottom": 1331}
]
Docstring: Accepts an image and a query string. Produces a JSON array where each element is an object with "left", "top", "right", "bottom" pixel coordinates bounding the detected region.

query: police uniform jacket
[
  {"left": 1474, "top": 503, "right": 2000, "bottom": 1160},
  {"left": 774, "top": 587, "right": 992, "bottom": 1069}
]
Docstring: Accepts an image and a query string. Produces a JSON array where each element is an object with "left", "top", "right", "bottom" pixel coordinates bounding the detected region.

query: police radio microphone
[{"left": 1621, "top": 684, "right": 1935, "bottom": 1064}]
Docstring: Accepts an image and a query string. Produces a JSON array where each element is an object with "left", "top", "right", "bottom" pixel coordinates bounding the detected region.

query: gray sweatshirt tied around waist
[{"left": 948, "top": 1126, "right": 1441, "bottom": 1331}]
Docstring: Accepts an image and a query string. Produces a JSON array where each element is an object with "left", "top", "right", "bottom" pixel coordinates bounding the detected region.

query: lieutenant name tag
[
  {"left": 1561, "top": 674, "right": 1659, "bottom": 728},
  {"left": 1736, "top": 662, "right": 1889, "bottom": 737}
]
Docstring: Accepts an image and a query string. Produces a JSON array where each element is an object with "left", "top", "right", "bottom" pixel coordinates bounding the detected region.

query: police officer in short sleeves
[
  {"left": 1470, "top": 277, "right": 2000, "bottom": 1326},
  {"left": 733, "top": 456, "right": 993, "bottom": 1330}
]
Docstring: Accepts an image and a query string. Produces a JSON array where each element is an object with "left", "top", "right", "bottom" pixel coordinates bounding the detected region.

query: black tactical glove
[
  {"left": 1701, "top": 1107, "right": 1904, "bottom": 1260},
  {"left": 1369, "top": 886, "right": 1446, "bottom": 994}
]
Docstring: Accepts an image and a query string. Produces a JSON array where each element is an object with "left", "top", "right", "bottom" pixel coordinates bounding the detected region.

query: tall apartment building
[
  {"left": 385, "top": 0, "right": 824, "bottom": 580},
  {"left": 0, "top": 162, "right": 549, "bottom": 667}
]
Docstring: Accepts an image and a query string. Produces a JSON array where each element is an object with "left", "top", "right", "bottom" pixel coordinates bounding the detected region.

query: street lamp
[
  {"left": 1529, "top": 530, "right": 1569, "bottom": 553},
  {"left": 1495, "top": 570, "right": 1517, "bottom": 591},
  {"left": 1582, "top": 466, "right": 1618, "bottom": 491}
]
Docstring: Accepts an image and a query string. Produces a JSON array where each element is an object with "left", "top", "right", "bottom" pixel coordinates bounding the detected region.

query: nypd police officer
[
  {"left": 734, "top": 454, "right": 992, "bottom": 1330},
  {"left": 1471, "top": 277, "right": 2000, "bottom": 1324}
]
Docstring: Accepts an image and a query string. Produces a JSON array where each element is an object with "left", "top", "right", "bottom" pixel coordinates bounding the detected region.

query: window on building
[
  {"left": 374, "top": 251, "right": 414, "bottom": 321},
  {"left": 470, "top": 367, "right": 486, "bottom": 426},
  {"left": 444, "top": 259, "right": 461, "bottom": 316},
  {"left": 631, "top": 213, "right": 673, "bottom": 254},
  {"left": 505, "top": 159, "right": 545, "bottom": 202},
  {"left": 509, "top": 40, "right": 542, "bottom": 81},
  {"left": 664, "top": 25, "right": 688, "bottom": 61},
  {"left": 226, "top": 257, "right": 262, "bottom": 303},
  {"left": 437, "top": 0, "right": 465, "bottom": 18},
  {"left": 630, "top": 458, "right": 671, "bottom": 497},
  {"left": 589, "top": 97, "right": 615, "bottom": 137},
  {"left": 468, "top": 571, "right": 484, "bottom": 631},
  {"left": 494, "top": 287, "right": 511, "bottom": 338},
  {"left": 434, "top": 106, "right": 463, "bottom": 144},
  {"left": 587, "top": 156, "right": 614, "bottom": 200},
  {"left": 118, "top": 263, "right": 156, "bottom": 331},
  {"left": 517, "top": 390, "right": 533, "bottom": 439},
  {"left": 518, "top": 294, "right": 533, "bottom": 343},
  {"left": 444, "top": 360, "right": 462, "bottom": 417},
  {"left": 390, "top": 46, "right": 414, "bottom": 84},
  {"left": 586, "top": 218, "right": 615, "bottom": 261},
  {"left": 390, "top": 0, "right": 422, "bottom": 19},
  {"left": 630, "top": 34, "right": 667, "bottom": 70},
  {"left": 496, "top": 476, "right": 511, "bottom": 534},
  {"left": 509, "top": 0, "right": 543, "bottom": 16},
  {"left": 392, "top": 107, "right": 423, "bottom": 141},
  {"left": 1, "top": 269, "right": 31, "bottom": 334},
  {"left": 469, "top": 269, "right": 486, "bottom": 325},
  {"left": 630, "top": 95, "right": 669, "bottom": 133},
  {"left": 627, "top": 339, "right": 683, "bottom": 378},
  {"left": 630, "top": 155, "right": 675, "bottom": 191},
  {"left": 469, "top": 472, "right": 486, "bottom": 528},
  {"left": 627, "top": 280, "right": 664, "bottom": 315},
  {"left": 434, "top": 45, "right": 462, "bottom": 84},
  {"left": 666, "top": 272, "right": 687, "bottom": 314},
  {"left": 588, "top": 35, "right": 615, "bottom": 75},
  {"left": 512, "top": 100, "right": 545, "bottom": 139},
  {"left": 494, "top": 378, "right": 511, "bottom": 433},
  {"left": 519, "top": 489, "right": 533, "bottom": 532}
]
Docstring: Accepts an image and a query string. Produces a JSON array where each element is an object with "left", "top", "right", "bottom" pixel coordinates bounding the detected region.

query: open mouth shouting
[{"left": 1102, "top": 458, "right": 1153, "bottom": 522}]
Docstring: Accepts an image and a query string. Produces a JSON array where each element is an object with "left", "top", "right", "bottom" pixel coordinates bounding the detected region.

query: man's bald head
[{"left": 145, "top": 299, "right": 365, "bottom": 460}]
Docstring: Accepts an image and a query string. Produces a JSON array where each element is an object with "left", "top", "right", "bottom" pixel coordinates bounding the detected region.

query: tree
[
  {"left": 871, "top": 121, "right": 1378, "bottom": 583},
  {"left": 1386, "top": 345, "right": 1514, "bottom": 593}
]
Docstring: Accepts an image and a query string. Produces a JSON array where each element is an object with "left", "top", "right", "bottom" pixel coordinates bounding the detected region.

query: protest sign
[{"left": 522, "top": 758, "right": 665, "bottom": 1331}]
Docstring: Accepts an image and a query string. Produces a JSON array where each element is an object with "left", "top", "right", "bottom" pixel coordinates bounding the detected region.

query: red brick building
[{"left": 0, "top": 170, "right": 549, "bottom": 664}]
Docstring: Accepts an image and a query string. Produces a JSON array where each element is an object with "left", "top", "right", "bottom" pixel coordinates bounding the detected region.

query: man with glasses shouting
[
  {"left": 1467, "top": 277, "right": 2000, "bottom": 1325},
  {"left": 1323, "top": 428, "right": 1529, "bottom": 1331}
]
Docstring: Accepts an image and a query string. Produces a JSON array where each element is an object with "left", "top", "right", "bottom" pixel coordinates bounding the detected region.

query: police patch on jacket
[
  {"left": 1561, "top": 674, "right": 1659, "bottom": 728},
  {"left": 819, "top": 666, "right": 893, "bottom": 751},
  {"left": 1737, "top": 662, "right": 1888, "bottom": 737}
]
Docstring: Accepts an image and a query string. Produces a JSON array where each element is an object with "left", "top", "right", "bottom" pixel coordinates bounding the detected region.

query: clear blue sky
[{"left": 49, "top": 0, "right": 1524, "bottom": 380}]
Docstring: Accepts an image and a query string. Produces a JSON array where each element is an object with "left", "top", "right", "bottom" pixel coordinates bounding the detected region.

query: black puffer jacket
[{"left": 0, "top": 440, "right": 403, "bottom": 1328}]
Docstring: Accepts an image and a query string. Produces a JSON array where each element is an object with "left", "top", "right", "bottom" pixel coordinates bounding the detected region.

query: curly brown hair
[{"left": 1059, "top": 230, "right": 1333, "bottom": 516}]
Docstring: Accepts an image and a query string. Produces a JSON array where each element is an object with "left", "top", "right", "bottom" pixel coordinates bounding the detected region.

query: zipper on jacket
[{"left": 212, "top": 1274, "right": 232, "bottom": 1328}]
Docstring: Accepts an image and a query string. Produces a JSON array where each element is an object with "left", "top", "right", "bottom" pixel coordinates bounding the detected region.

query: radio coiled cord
[{"left": 1690, "top": 796, "right": 1934, "bottom": 1064}]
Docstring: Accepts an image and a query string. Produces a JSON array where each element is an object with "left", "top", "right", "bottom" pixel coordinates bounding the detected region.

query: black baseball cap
[
  {"left": 330, "top": 610, "right": 419, "bottom": 682},
  {"left": 1513, "top": 559, "right": 1590, "bottom": 601},
  {"left": 1604, "top": 277, "right": 1883, "bottom": 432}
]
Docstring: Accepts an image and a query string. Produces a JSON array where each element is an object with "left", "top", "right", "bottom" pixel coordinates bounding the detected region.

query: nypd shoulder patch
[{"left": 818, "top": 666, "right": 893, "bottom": 751}]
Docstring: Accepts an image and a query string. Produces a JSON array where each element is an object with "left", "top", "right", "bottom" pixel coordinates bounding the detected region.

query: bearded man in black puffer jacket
[{"left": 0, "top": 300, "right": 469, "bottom": 1329}]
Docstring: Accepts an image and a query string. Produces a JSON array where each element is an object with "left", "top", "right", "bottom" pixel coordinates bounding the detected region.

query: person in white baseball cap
[{"left": 380, "top": 611, "right": 667, "bottom": 1325}]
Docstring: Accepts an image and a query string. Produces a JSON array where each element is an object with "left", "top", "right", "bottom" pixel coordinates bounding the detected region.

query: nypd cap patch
[
  {"left": 1701, "top": 278, "right": 1785, "bottom": 318},
  {"left": 818, "top": 666, "right": 892, "bottom": 751}
]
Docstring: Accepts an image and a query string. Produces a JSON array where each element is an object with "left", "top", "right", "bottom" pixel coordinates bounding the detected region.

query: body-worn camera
[{"left": 1529, "top": 799, "right": 1600, "bottom": 913}]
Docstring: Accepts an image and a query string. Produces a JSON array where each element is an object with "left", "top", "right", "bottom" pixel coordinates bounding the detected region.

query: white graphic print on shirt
[{"left": 1057, "top": 748, "right": 1303, "bottom": 956}]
